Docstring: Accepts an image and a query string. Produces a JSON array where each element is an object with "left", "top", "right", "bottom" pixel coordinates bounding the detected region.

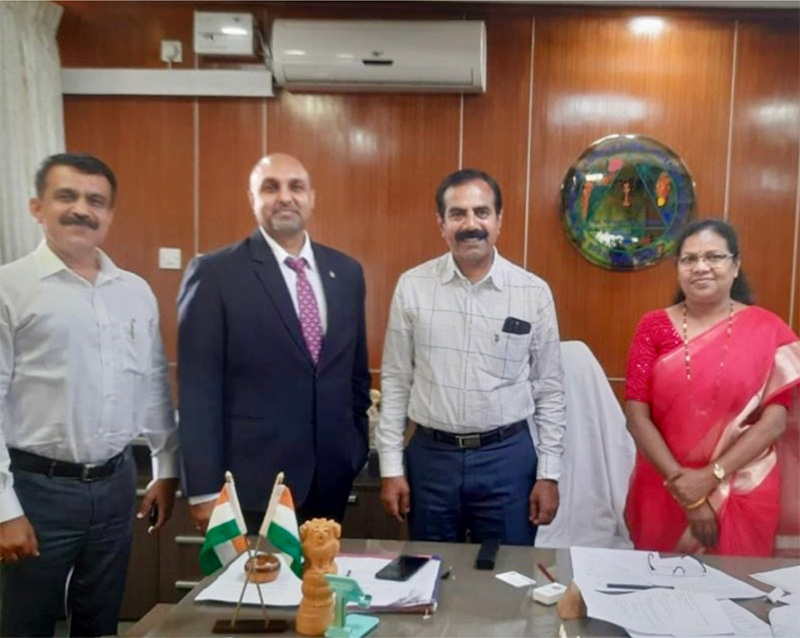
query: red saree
[{"left": 625, "top": 306, "right": 800, "bottom": 556}]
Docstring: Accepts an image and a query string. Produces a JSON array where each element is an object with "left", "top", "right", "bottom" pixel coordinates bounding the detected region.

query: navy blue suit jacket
[{"left": 177, "top": 230, "right": 370, "bottom": 513}]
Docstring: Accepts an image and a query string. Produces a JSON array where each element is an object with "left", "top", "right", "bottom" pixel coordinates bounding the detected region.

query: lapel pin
[{"left": 329, "top": 271, "right": 336, "bottom": 278}]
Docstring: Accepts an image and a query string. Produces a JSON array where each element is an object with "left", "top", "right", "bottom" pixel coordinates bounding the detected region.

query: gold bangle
[{"left": 685, "top": 497, "right": 707, "bottom": 510}]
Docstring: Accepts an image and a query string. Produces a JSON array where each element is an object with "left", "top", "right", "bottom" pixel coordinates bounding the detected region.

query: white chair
[{"left": 534, "top": 341, "right": 635, "bottom": 549}]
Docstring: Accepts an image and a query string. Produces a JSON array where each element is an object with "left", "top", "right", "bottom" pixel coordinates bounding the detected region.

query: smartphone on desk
[{"left": 375, "top": 555, "right": 430, "bottom": 581}]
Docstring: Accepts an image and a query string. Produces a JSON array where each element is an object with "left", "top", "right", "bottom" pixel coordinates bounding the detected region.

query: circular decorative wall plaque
[{"left": 561, "top": 134, "right": 695, "bottom": 271}]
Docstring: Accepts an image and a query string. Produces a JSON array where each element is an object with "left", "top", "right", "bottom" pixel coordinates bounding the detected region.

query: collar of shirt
[
  {"left": 33, "top": 240, "right": 121, "bottom": 285},
  {"left": 440, "top": 248, "right": 504, "bottom": 291},
  {"left": 258, "top": 227, "right": 319, "bottom": 274}
]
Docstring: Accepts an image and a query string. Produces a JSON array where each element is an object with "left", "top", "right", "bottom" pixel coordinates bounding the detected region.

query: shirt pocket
[
  {"left": 113, "top": 316, "right": 150, "bottom": 375},
  {"left": 475, "top": 326, "right": 531, "bottom": 380}
]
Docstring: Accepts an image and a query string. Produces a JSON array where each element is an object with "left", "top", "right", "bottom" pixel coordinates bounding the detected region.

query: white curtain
[{"left": 0, "top": 1, "right": 64, "bottom": 264}]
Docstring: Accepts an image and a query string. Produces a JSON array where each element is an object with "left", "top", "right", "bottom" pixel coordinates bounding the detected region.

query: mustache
[
  {"left": 455, "top": 228, "right": 489, "bottom": 242},
  {"left": 59, "top": 213, "right": 100, "bottom": 230}
]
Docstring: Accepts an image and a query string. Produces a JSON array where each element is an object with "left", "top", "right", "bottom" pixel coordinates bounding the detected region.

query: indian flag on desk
[
  {"left": 259, "top": 478, "right": 303, "bottom": 578},
  {"left": 198, "top": 472, "right": 249, "bottom": 576}
]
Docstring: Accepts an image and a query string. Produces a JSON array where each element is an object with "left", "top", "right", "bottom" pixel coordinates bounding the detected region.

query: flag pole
[{"left": 230, "top": 472, "right": 285, "bottom": 627}]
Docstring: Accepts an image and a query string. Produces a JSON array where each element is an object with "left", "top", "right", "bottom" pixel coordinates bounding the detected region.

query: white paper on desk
[
  {"left": 626, "top": 600, "right": 771, "bottom": 638},
  {"left": 580, "top": 586, "right": 733, "bottom": 636},
  {"left": 750, "top": 565, "right": 800, "bottom": 594},
  {"left": 194, "top": 554, "right": 441, "bottom": 610},
  {"left": 195, "top": 553, "right": 303, "bottom": 606},
  {"left": 571, "top": 546, "right": 764, "bottom": 600},
  {"left": 337, "top": 555, "right": 441, "bottom": 609},
  {"left": 769, "top": 603, "right": 800, "bottom": 638}
]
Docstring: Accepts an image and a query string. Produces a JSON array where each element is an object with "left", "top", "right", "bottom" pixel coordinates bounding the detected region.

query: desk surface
[{"left": 128, "top": 539, "right": 796, "bottom": 637}]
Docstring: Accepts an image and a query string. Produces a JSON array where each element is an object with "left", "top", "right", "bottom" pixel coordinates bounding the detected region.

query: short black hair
[
  {"left": 35, "top": 153, "right": 117, "bottom": 203},
  {"left": 672, "top": 218, "right": 754, "bottom": 305},
  {"left": 435, "top": 168, "right": 503, "bottom": 218}
]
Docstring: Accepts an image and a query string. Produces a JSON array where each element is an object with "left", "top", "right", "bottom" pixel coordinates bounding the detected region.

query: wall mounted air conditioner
[{"left": 270, "top": 20, "right": 486, "bottom": 93}]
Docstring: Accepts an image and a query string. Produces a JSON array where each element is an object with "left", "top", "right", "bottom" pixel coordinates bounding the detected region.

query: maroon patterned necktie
[{"left": 284, "top": 257, "right": 323, "bottom": 364}]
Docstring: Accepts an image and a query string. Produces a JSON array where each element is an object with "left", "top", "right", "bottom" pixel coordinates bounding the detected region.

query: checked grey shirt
[{"left": 377, "top": 250, "right": 565, "bottom": 481}]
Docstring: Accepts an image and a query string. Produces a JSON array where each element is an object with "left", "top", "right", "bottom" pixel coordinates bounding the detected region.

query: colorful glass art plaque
[{"left": 561, "top": 134, "right": 695, "bottom": 270}]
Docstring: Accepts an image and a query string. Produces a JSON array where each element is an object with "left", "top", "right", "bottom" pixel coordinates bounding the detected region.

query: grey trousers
[{"left": 0, "top": 449, "right": 136, "bottom": 637}]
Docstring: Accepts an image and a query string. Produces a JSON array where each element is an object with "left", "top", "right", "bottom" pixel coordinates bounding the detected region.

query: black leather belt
[
  {"left": 416, "top": 420, "right": 527, "bottom": 449},
  {"left": 9, "top": 448, "right": 125, "bottom": 482}
]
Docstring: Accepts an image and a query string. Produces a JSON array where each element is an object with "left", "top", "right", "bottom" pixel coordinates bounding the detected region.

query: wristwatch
[{"left": 712, "top": 462, "right": 726, "bottom": 481}]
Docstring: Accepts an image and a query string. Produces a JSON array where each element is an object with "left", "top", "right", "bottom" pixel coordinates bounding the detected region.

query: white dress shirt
[
  {"left": 259, "top": 228, "right": 328, "bottom": 333},
  {"left": 377, "top": 250, "right": 565, "bottom": 481},
  {"left": 0, "top": 241, "right": 179, "bottom": 522}
]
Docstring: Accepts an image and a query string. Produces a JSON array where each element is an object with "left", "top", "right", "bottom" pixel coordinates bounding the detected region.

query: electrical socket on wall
[
  {"left": 160, "top": 40, "right": 183, "bottom": 64},
  {"left": 158, "top": 248, "right": 182, "bottom": 270}
]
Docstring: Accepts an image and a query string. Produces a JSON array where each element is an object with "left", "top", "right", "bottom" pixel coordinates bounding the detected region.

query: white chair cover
[{"left": 534, "top": 341, "right": 635, "bottom": 549}]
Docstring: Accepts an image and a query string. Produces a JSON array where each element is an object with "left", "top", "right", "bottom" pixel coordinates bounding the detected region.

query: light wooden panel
[
  {"left": 727, "top": 17, "right": 800, "bottom": 322},
  {"left": 63, "top": 97, "right": 195, "bottom": 361},
  {"left": 528, "top": 12, "right": 736, "bottom": 377},
  {"left": 462, "top": 14, "right": 533, "bottom": 267},
  {"left": 197, "top": 99, "right": 266, "bottom": 253},
  {"left": 266, "top": 91, "right": 461, "bottom": 369}
]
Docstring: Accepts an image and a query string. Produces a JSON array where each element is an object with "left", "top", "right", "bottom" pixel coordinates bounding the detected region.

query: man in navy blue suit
[{"left": 178, "top": 154, "right": 370, "bottom": 533}]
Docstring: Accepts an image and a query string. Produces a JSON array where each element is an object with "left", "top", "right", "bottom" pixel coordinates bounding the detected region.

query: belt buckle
[
  {"left": 80, "top": 463, "right": 99, "bottom": 482},
  {"left": 456, "top": 434, "right": 482, "bottom": 449}
]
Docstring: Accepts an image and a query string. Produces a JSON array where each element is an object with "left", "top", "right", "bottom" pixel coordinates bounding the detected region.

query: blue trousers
[
  {"left": 0, "top": 450, "right": 136, "bottom": 637},
  {"left": 405, "top": 426, "right": 538, "bottom": 545}
]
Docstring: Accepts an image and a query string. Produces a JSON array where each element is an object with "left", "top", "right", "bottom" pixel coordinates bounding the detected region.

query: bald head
[
  {"left": 248, "top": 153, "right": 315, "bottom": 247},
  {"left": 249, "top": 153, "right": 311, "bottom": 192}
]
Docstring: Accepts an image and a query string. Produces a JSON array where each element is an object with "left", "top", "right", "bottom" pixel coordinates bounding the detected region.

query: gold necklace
[{"left": 681, "top": 301, "right": 734, "bottom": 385}]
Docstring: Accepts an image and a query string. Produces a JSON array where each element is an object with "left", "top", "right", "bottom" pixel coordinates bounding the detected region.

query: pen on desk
[
  {"left": 441, "top": 566, "right": 453, "bottom": 580},
  {"left": 605, "top": 583, "right": 675, "bottom": 590},
  {"left": 345, "top": 570, "right": 351, "bottom": 578},
  {"left": 537, "top": 563, "right": 556, "bottom": 583}
]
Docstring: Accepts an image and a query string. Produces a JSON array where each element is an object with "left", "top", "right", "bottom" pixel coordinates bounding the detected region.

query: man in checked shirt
[{"left": 377, "top": 168, "right": 565, "bottom": 545}]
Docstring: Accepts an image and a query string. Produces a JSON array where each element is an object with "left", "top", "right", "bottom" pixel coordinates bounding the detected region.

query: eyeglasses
[
  {"left": 647, "top": 552, "right": 707, "bottom": 577},
  {"left": 677, "top": 252, "right": 734, "bottom": 269}
]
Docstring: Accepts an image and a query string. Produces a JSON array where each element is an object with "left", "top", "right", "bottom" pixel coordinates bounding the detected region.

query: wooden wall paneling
[
  {"left": 462, "top": 14, "right": 534, "bottom": 267},
  {"left": 197, "top": 99, "right": 267, "bottom": 253},
  {"left": 58, "top": 1, "right": 194, "bottom": 68},
  {"left": 726, "top": 16, "right": 800, "bottom": 322},
  {"left": 266, "top": 92, "right": 461, "bottom": 369},
  {"left": 63, "top": 97, "right": 195, "bottom": 362},
  {"left": 528, "top": 12, "right": 735, "bottom": 378}
]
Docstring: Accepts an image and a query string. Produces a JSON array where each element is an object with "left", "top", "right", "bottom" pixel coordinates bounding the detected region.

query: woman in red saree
[{"left": 625, "top": 219, "right": 800, "bottom": 556}]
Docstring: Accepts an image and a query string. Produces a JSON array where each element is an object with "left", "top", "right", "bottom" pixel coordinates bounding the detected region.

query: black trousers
[{"left": 0, "top": 450, "right": 136, "bottom": 637}]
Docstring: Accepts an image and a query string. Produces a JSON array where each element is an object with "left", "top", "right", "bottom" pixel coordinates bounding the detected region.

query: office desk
[{"left": 127, "top": 539, "right": 797, "bottom": 637}]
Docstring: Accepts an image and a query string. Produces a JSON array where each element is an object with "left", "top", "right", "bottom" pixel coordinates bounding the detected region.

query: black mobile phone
[
  {"left": 375, "top": 555, "right": 430, "bottom": 581},
  {"left": 148, "top": 503, "right": 159, "bottom": 527}
]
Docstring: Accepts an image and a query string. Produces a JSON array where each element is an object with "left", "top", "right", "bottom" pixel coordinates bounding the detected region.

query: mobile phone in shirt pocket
[{"left": 502, "top": 317, "right": 531, "bottom": 335}]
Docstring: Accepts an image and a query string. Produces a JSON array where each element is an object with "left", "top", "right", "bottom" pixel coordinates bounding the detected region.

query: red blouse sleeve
[
  {"left": 625, "top": 310, "right": 679, "bottom": 403},
  {"left": 767, "top": 387, "right": 793, "bottom": 410}
]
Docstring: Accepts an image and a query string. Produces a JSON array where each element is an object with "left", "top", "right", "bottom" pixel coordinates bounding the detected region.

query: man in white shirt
[
  {"left": 0, "top": 153, "right": 180, "bottom": 636},
  {"left": 377, "top": 168, "right": 566, "bottom": 545}
]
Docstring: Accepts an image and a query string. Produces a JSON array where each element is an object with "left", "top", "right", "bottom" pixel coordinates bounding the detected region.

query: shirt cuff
[
  {"left": 536, "top": 453, "right": 562, "bottom": 482},
  {"left": 0, "top": 486, "right": 25, "bottom": 524},
  {"left": 378, "top": 451, "right": 405, "bottom": 478},
  {"left": 150, "top": 451, "right": 179, "bottom": 481},
  {"left": 188, "top": 492, "right": 219, "bottom": 506}
]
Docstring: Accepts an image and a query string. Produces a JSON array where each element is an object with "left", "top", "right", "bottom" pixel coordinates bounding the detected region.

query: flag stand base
[{"left": 212, "top": 618, "right": 289, "bottom": 634}]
